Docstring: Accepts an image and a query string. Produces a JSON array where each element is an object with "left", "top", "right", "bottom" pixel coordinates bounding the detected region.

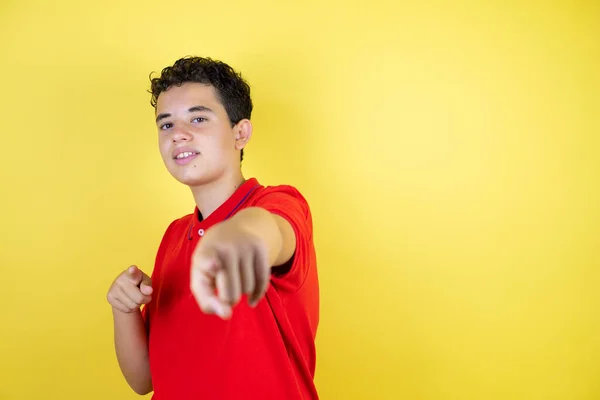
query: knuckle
[
  {"left": 237, "top": 240, "right": 250, "bottom": 252},
  {"left": 252, "top": 236, "right": 264, "bottom": 249},
  {"left": 222, "top": 241, "right": 237, "bottom": 254},
  {"left": 259, "top": 246, "right": 269, "bottom": 262},
  {"left": 250, "top": 234, "right": 264, "bottom": 248},
  {"left": 199, "top": 303, "right": 212, "bottom": 314}
]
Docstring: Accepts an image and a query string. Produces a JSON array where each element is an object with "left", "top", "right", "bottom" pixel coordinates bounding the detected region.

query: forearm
[
  {"left": 230, "top": 207, "right": 287, "bottom": 266},
  {"left": 112, "top": 309, "right": 153, "bottom": 395}
]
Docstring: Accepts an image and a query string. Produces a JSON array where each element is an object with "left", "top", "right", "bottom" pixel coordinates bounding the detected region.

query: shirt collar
[{"left": 193, "top": 177, "right": 260, "bottom": 228}]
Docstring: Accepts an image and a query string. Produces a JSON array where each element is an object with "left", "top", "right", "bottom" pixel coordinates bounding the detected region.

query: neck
[{"left": 190, "top": 170, "right": 246, "bottom": 219}]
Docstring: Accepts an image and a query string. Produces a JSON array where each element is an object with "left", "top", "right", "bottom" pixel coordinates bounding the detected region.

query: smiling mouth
[{"left": 174, "top": 151, "right": 199, "bottom": 160}]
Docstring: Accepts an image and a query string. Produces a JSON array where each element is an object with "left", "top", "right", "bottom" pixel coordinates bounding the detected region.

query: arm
[
  {"left": 112, "top": 310, "right": 152, "bottom": 395},
  {"left": 229, "top": 206, "right": 296, "bottom": 267},
  {"left": 107, "top": 266, "right": 154, "bottom": 395}
]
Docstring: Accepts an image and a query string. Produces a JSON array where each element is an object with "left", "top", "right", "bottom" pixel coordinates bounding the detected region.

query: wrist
[
  {"left": 233, "top": 208, "right": 283, "bottom": 266},
  {"left": 112, "top": 307, "right": 142, "bottom": 318}
]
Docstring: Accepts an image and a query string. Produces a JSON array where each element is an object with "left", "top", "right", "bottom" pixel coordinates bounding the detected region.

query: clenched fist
[
  {"left": 107, "top": 266, "right": 153, "bottom": 314},
  {"left": 190, "top": 219, "right": 271, "bottom": 319}
]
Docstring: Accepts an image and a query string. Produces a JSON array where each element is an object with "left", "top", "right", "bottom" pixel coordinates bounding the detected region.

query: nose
[{"left": 171, "top": 125, "right": 193, "bottom": 143}]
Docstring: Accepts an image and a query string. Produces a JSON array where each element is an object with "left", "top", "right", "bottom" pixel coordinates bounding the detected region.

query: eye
[
  {"left": 192, "top": 117, "right": 207, "bottom": 123},
  {"left": 160, "top": 123, "right": 173, "bottom": 130}
]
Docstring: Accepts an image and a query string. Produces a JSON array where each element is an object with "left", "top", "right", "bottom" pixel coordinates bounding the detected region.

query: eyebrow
[{"left": 155, "top": 105, "right": 215, "bottom": 123}]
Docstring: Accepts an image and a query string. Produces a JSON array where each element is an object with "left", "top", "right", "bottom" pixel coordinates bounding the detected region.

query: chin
[
  {"left": 168, "top": 168, "right": 216, "bottom": 187},
  {"left": 173, "top": 174, "right": 209, "bottom": 187},
  {"left": 165, "top": 159, "right": 226, "bottom": 187}
]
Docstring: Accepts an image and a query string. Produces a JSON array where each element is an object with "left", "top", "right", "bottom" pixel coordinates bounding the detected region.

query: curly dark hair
[{"left": 149, "top": 56, "right": 253, "bottom": 161}]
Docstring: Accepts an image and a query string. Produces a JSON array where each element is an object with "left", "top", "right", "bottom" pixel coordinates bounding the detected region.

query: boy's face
[{"left": 154, "top": 82, "right": 250, "bottom": 187}]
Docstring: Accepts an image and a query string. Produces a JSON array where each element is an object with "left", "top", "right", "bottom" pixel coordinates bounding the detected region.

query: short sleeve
[{"left": 250, "top": 185, "right": 315, "bottom": 292}]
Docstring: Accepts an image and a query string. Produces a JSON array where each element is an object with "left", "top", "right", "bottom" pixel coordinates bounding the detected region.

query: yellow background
[{"left": 1, "top": 0, "right": 598, "bottom": 399}]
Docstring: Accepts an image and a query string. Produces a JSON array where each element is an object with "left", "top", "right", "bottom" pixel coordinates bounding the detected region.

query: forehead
[{"left": 155, "top": 82, "right": 222, "bottom": 112}]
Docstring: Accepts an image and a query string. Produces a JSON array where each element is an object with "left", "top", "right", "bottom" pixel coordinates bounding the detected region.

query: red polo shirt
[{"left": 142, "top": 178, "right": 319, "bottom": 400}]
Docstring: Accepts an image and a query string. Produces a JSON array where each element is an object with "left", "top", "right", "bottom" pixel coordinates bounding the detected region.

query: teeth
[{"left": 176, "top": 151, "right": 195, "bottom": 159}]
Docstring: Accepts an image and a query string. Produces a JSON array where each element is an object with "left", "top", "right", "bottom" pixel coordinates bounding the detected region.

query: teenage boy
[{"left": 106, "top": 56, "right": 320, "bottom": 400}]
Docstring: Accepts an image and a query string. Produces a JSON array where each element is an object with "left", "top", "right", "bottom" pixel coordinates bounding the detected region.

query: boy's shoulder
[
  {"left": 253, "top": 181, "right": 309, "bottom": 203},
  {"left": 250, "top": 181, "right": 313, "bottom": 224}
]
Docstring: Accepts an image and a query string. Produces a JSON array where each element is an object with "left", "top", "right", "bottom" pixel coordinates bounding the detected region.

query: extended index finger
[{"left": 190, "top": 252, "right": 228, "bottom": 318}]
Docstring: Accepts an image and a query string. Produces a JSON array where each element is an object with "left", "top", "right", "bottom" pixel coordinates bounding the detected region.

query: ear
[{"left": 234, "top": 119, "right": 252, "bottom": 151}]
